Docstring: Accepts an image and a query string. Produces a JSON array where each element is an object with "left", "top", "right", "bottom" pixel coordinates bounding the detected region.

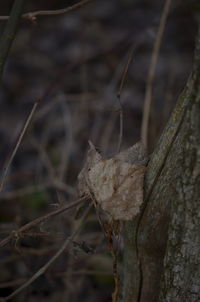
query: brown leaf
[
  {"left": 77, "top": 141, "right": 102, "bottom": 197},
  {"left": 77, "top": 141, "right": 148, "bottom": 220}
]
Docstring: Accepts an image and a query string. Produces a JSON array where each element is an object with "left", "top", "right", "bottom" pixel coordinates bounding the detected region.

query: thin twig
[
  {"left": 141, "top": 0, "right": 172, "bottom": 148},
  {"left": 0, "top": 269, "right": 113, "bottom": 289},
  {"left": 58, "top": 99, "right": 73, "bottom": 181},
  {"left": 0, "top": 196, "right": 88, "bottom": 248},
  {"left": 116, "top": 98, "right": 124, "bottom": 153},
  {"left": 0, "top": 180, "right": 76, "bottom": 201},
  {"left": 0, "top": 269, "right": 112, "bottom": 290},
  {"left": 0, "top": 279, "right": 26, "bottom": 289},
  {"left": 117, "top": 48, "right": 135, "bottom": 100},
  {"left": 0, "top": 0, "right": 25, "bottom": 83},
  {"left": 0, "top": 203, "right": 92, "bottom": 302},
  {"left": 0, "top": 102, "right": 38, "bottom": 192},
  {"left": 0, "top": 0, "right": 94, "bottom": 22},
  {"left": 116, "top": 48, "right": 135, "bottom": 152},
  {"left": 57, "top": 269, "right": 113, "bottom": 276},
  {"left": 30, "top": 137, "right": 55, "bottom": 180}
]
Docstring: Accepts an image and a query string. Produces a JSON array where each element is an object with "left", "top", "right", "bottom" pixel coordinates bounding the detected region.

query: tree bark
[{"left": 121, "top": 27, "right": 200, "bottom": 302}]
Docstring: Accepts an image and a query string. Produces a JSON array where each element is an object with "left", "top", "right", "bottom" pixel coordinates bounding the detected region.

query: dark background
[{"left": 0, "top": 0, "right": 199, "bottom": 301}]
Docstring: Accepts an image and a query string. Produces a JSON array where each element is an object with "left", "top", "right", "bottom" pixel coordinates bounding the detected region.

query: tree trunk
[{"left": 121, "top": 27, "right": 200, "bottom": 302}]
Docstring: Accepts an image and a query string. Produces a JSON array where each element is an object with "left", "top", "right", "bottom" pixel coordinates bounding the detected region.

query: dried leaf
[
  {"left": 78, "top": 141, "right": 102, "bottom": 197},
  {"left": 115, "top": 141, "right": 148, "bottom": 165},
  {"left": 77, "top": 141, "right": 148, "bottom": 220}
]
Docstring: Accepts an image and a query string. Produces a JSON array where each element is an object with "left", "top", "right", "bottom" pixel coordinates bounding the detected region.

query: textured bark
[
  {"left": 158, "top": 33, "right": 200, "bottom": 302},
  {"left": 121, "top": 28, "right": 200, "bottom": 302}
]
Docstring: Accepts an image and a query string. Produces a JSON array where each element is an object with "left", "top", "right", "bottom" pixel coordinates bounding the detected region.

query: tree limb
[{"left": 0, "top": 0, "right": 94, "bottom": 22}]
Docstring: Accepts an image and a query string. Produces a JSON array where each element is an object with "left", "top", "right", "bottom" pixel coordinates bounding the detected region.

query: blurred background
[{"left": 0, "top": 0, "right": 199, "bottom": 301}]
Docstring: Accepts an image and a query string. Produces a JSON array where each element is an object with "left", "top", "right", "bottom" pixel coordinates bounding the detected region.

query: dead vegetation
[{"left": 0, "top": 0, "right": 197, "bottom": 301}]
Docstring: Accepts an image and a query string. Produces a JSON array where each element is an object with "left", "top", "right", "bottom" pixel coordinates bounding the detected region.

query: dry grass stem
[
  {"left": 0, "top": 102, "right": 38, "bottom": 192},
  {"left": 141, "top": 0, "right": 172, "bottom": 148},
  {"left": 117, "top": 48, "right": 135, "bottom": 100},
  {"left": 116, "top": 49, "right": 135, "bottom": 152}
]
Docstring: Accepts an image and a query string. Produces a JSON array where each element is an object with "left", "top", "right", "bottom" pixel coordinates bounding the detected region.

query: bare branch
[
  {"left": 0, "top": 203, "right": 92, "bottom": 302},
  {"left": 117, "top": 48, "right": 135, "bottom": 100},
  {"left": 0, "top": 180, "right": 76, "bottom": 201},
  {"left": 141, "top": 0, "right": 172, "bottom": 148},
  {"left": 0, "top": 196, "right": 88, "bottom": 248},
  {"left": 116, "top": 48, "right": 135, "bottom": 152},
  {"left": 0, "top": 0, "right": 25, "bottom": 83},
  {"left": 0, "top": 102, "right": 38, "bottom": 192},
  {"left": 0, "top": 279, "right": 26, "bottom": 289},
  {"left": 0, "top": 0, "right": 95, "bottom": 22}
]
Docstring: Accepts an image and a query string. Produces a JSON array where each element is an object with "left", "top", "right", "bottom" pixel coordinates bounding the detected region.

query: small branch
[
  {"left": 0, "top": 203, "right": 92, "bottom": 302},
  {"left": 116, "top": 97, "right": 124, "bottom": 153},
  {"left": 0, "top": 278, "right": 26, "bottom": 289},
  {"left": 0, "top": 102, "right": 38, "bottom": 192},
  {"left": 116, "top": 48, "right": 135, "bottom": 152},
  {"left": 141, "top": 0, "right": 172, "bottom": 148},
  {"left": 117, "top": 49, "right": 135, "bottom": 100},
  {"left": 0, "top": 180, "right": 76, "bottom": 201},
  {"left": 0, "top": 0, "right": 25, "bottom": 83},
  {"left": 0, "top": 0, "right": 95, "bottom": 22},
  {"left": 0, "top": 196, "right": 88, "bottom": 248}
]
